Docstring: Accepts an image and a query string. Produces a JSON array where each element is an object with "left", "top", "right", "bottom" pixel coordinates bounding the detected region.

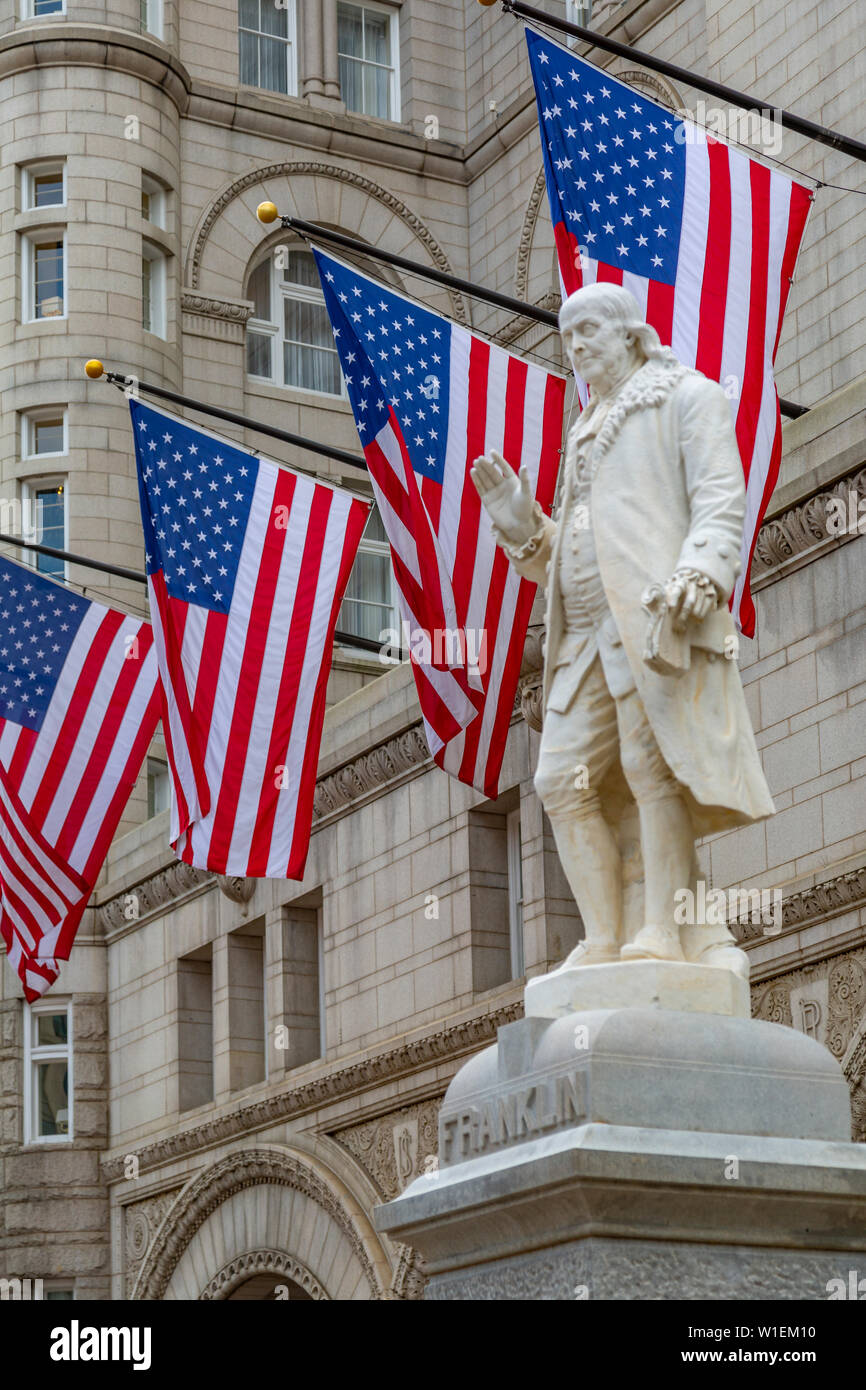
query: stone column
[
  {"left": 265, "top": 903, "right": 322, "bottom": 1079},
  {"left": 301, "top": 0, "right": 326, "bottom": 104},
  {"left": 322, "top": 0, "right": 343, "bottom": 104}
]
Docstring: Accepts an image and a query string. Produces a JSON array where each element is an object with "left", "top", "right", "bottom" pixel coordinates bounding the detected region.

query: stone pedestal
[{"left": 375, "top": 964, "right": 866, "bottom": 1299}]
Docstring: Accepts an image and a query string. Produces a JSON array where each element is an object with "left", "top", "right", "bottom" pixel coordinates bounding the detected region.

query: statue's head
[{"left": 559, "top": 282, "right": 665, "bottom": 395}]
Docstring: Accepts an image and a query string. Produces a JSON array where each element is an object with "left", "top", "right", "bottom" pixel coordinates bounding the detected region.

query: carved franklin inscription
[{"left": 440, "top": 1070, "right": 586, "bottom": 1162}]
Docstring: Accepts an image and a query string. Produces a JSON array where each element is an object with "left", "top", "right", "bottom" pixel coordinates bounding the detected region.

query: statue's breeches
[{"left": 534, "top": 656, "right": 680, "bottom": 820}]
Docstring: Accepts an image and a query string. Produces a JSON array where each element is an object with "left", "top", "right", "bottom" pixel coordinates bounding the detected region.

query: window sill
[{"left": 245, "top": 379, "right": 353, "bottom": 412}]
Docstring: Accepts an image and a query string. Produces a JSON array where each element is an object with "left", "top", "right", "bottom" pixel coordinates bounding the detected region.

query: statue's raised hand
[{"left": 470, "top": 450, "right": 536, "bottom": 544}]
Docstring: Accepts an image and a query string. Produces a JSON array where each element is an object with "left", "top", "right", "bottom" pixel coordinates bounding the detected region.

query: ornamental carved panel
[
  {"left": 123, "top": 1188, "right": 184, "bottom": 1297},
  {"left": 332, "top": 1097, "right": 441, "bottom": 1201},
  {"left": 752, "top": 948, "right": 866, "bottom": 1141}
]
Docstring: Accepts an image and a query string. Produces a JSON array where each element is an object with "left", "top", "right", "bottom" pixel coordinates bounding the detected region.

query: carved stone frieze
[
  {"left": 734, "top": 864, "right": 866, "bottom": 942},
  {"left": 752, "top": 947, "right": 866, "bottom": 1141},
  {"left": 313, "top": 726, "right": 430, "bottom": 820},
  {"left": 98, "top": 861, "right": 212, "bottom": 935},
  {"left": 179, "top": 293, "right": 254, "bottom": 323},
  {"left": 200, "top": 1249, "right": 328, "bottom": 1300},
  {"left": 189, "top": 163, "right": 468, "bottom": 323},
  {"left": 130, "top": 1149, "right": 381, "bottom": 1301},
  {"left": 123, "top": 1187, "right": 184, "bottom": 1297},
  {"left": 102, "top": 1001, "right": 522, "bottom": 1181},
  {"left": 751, "top": 466, "right": 866, "bottom": 579},
  {"left": 332, "top": 1097, "right": 441, "bottom": 1200}
]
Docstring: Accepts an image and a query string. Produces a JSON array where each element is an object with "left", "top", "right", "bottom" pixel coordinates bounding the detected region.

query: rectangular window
[
  {"left": 468, "top": 795, "right": 523, "bottom": 992},
  {"left": 24, "top": 1001, "right": 72, "bottom": 1143},
  {"left": 142, "top": 242, "right": 166, "bottom": 338},
  {"left": 140, "top": 0, "right": 163, "bottom": 38},
  {"left": 23, "top": 163, "right": 65, "bottom": 211},
  {"left": 25, "top": 0, "right": 65, "bottom": 16},
  {"left": 337, "top": 2, "right": 399, "bottom": 121},
  {"left": 21, "top": 477, "right": 67, "bottom": 579},
  {"left": 22, "top": 410, "right": 66, "bottom": 460},
  {"left": 140, "top": 174, "right": 166, "bottom": 228},
  {"left": 24, "top": 234, "right": 65, "bottom": 321},
  {"left": 177, "top": 947, "right": 213, "bottom": 1112},
  {"left": 506, "top": 807, "right": 525, "bottom": 978},
  {"left": 228, "top": 924, "right": 266, "bottom": 1092},
  {"left": 339, "top": 505, "right": 398, "bottom": 643},
  {"left": 146, "top": 757, "right": 170, "bottom": 818},
  {"left": 238, "top": 0, "right": 297, "bottom": 96}
]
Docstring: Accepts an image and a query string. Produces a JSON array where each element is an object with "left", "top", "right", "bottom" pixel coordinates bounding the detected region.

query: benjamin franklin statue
[{"left": 472, "top": 283, "right": 774, "bottom": 981}]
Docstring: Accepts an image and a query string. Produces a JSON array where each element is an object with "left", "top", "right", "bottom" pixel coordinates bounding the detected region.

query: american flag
[
  {"left": 131, "top": 400, "right": 370, "bottom": 879},
  {"left": 0, "top": 555, "right": 160, "bottom": 1000},
  {"left": 313, "top": 246, "right": 566, "bottom": 797},
  {"left": 526, "top": 27, "right": 813, "bottom": 636}
]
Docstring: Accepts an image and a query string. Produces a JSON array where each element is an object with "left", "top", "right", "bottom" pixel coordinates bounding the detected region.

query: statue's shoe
[
  {"left": 688, "top": 942, "right": 750, "bottom": 980},
  {"left": 620, "top": 924, "right": 685, "bottom": 963},
  {"left": 560, "top": 940, "right": 621, "bottom": 969}
]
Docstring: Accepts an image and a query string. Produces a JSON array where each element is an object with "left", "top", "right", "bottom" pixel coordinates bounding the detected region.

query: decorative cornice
[
  {"left": 313, "top": 726, "right": 430, "bottom": 820},
  {"left": 734, "top": 865, "right": 866, "bottom": 943},
  {"left": 130, "top": 1149, "right": 381, "bottom": 1300},
  {"left": 751, "top": 465, "right": 866, "bottom": 581},
  {"left": 199, "top": 1248, "right": 328, "bottom": 1301},
  {"left": 0, "top": 25, "right": 191, "bottom": 114},
  {"left": 188, "top": 162, "right": 468, "bottom": 324},
  {"left": 180, "top": 293, "right": 254, "bottom": 323},
  {"left": 98, "top": 860, "right": 212, "bottom": 935},
  {"left": 102, "top": 1001, "right": 521, "bottom": 1181}
]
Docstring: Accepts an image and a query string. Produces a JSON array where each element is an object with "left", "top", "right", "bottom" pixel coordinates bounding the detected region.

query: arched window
[{"left": 245, "top": 247, "right": 343, "bottom": 396}]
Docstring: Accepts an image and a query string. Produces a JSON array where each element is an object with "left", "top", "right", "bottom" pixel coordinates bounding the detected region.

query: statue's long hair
[{"left": 559, "top": 282, "right": 678, "bottom": 366}]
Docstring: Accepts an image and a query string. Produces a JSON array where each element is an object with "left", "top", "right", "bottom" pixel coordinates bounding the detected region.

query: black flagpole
[
  {"left": 272, "top": 215, "right": 807, "bottom": 420},
  {"left": 501, "top": 0, "right": 866, "bottom": 165}
]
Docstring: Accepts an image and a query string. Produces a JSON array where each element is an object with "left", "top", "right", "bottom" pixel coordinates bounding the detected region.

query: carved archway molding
[
  {"left": 130, "top": 1147, "right": 383, "bottom": 1301},
  {"left": 200, "top": 1248, "right": 328, "bottom": 1301},
  {"left": 187, "top": 162, "right": 468, "bottom": 323}
]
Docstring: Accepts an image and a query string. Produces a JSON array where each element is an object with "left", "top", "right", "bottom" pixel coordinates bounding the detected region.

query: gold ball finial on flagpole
[
  {"left": 476, "top": 0, "right": 499, "bottom": 7},
  {"left": 84, "top": 359, "right": 105, "bottom": 378},
  {"left": 257, "top": 201, "right": 279, "bottom": 224}
]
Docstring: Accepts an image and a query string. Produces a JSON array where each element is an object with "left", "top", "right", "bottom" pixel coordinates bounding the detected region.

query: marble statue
[{"left": 471, "top": 282, "right": 775, "bottom": 981}]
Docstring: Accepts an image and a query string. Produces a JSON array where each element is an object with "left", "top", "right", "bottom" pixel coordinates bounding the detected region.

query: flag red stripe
[
  {"left": 286, "top": 496, "right": 370, "bottom": 878},
  {"left": 27, "top": 611, "right": 124, "bottom": 828},
  {"left": 694, "top": 138, "right": 732, "bottom": 382},
  {"left": 247, "top": 476, "right": 327, "bottom": 877},
  {"left": 734, "top": 160, "right": 772, "bottom": 475}
]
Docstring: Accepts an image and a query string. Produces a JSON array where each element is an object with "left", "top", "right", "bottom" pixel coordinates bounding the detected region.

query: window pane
[
  {"left": 282, "top": 249, "right": 319, "bottom": 289},
  {"left": 339, "top": 54, "right": 363, "bottom": 113},
  {"left": 364, "top": 11, "right": 389, "bottom": 64},
  {"left": 33, "top": 242, "right": 63, "bottom": 318},
  {"left": 259, "top": 0, "right": 287, "bottom": 37},
  {"left": 338, "top": 3, "right": 364, "bottom": 58},
  {"left": 35, "top": 486, "right": 64, "bottom": 576},
  {"left": 33, "top": 172, "right": 64, "bottom": 207},
  {"left": 37, "top": 1012, "right": 68, "bottom": 1046},
  {"left": 147, "top": 758, "right": 170, "bottom": 818},
  {"left": 238, "top": 28, "right": 258, "bottom": 85},
  {"left": 285, "top": 298, "right": 335, "bottom": 350},
  {"left": 34, "top": 0, "right": 64, "bottom": 12},
  {"left": 142, "top": 257, "right": 152, "bottom": 331},
  {"left": 36, "top": 1061, "right": 69, "bottom": 1136},
  {"left": 141, "top": 189, "right": 151, "bottom": 219},
  {"left": 248, "top": 260, "right": 271, "bottom": 319},
  {"left": 340, "top": 546, "right": 393, "bottom": 641},
  {"left": 45, "top": 1290, "right": 74, "bottom": 1300},
  {"left": 260, "top": 35, "right": 289, "bottom": 93},
  {"left": 364, "top": 506, "right": 387, "bottom": 543},
  {"left": 283, "top": 342, "right": 342, "bottom": 394},
  {"left": 364, "top": 62, "right": 390, "bottom": 119},
  {"left": 238, "top": 0, "right": 259, "bottom": 29},
  {"left": 246, "top": 330, "right": 272, "bottom": 378},
  {"left": 32, "top": 417, "right": 64, "bottom": 455}
]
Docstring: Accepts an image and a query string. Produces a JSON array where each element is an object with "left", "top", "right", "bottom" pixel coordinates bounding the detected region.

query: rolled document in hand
[{"left": 641, "top": 582, "right": 691, "bottom": 677}]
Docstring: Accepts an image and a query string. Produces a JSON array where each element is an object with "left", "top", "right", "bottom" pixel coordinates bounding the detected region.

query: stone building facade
[{"left": 0, "top": 0, "right": 864, "bottom": 1299}]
